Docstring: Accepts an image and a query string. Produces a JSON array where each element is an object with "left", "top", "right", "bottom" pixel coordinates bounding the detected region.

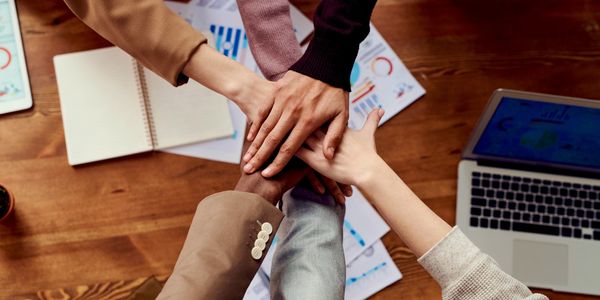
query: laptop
[{"left": 456, "top": 89, "right": 600, "bottom": 295}]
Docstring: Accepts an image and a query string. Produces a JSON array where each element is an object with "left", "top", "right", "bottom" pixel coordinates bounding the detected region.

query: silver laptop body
[{"left": 456, "top": 89, "right": 600, "bottom": 295}]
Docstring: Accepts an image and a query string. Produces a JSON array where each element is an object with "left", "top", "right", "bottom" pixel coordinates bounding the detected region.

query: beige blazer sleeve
[
  {"left": 62, "top": 0, "right": 207, "bottom": 86},
  {"left": 157, "top": 191, "right": 283, "bottom": 299}
]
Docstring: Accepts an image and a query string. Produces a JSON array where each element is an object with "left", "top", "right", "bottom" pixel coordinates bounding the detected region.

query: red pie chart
[{"left": 0, "top": 47, "right": 12, "bottom": 70}]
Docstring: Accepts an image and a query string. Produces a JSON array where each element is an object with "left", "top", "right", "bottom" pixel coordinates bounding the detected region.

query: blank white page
[
  {"left": 54, "top": 47, "right": 152, "bottom": 165},
  {"left": 142, "top": 68, "right": 233, "bottom": 149}
]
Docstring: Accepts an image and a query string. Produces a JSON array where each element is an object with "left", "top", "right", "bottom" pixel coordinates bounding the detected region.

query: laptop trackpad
[{"left": 513, "top": 240, "right": 568, "bottom": 286}]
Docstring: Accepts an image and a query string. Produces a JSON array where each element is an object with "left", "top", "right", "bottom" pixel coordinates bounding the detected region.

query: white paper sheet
[
  {"left": 344, "top": 240, "right": 403, "bottom": 300},
  {"left": 343, "top": 186, "right": 391, "bottom": 264},
  {"left": 243, "top": 271, "right": 271, "bottom": 300},
  {"left": 161, "top": 3, "right": 313, "bottom": 163},
  {"left": 163, "top": 101, "right": 246, "bottom": 163},
  {"left": 260, "top": 188, "right": 390, "bottom": 277},
  {"left": 348, "top": 24, "right": 426, "bottom": 130},
  {"left": 164, "top": 1, "right": 194, "bottom": 24}
]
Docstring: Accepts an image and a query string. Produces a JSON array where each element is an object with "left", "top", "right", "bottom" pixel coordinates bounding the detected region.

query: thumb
[{"left": 362, "top": 108, "right": 384, "bottom": 135}]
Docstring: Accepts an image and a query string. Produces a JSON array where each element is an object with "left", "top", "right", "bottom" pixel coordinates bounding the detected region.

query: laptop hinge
[{"left": 476, "top": 160, "right": 600, "bottom": 180}]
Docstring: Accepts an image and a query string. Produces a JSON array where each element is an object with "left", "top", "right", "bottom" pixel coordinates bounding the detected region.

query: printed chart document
[
  {"left": 343, "top": 187, "right": 391, "bottom": 264},
  {"left": 243, "top": 272, "right": 270, "bottom": 300},
  {"left": 348, "top": 25, "right": 425, "bottom": 130},
  {"left": 345, "top": 240, "right": 403, "bottom": 300},
  {"left": 161, "top": 2, "right": 313, "bottom": 164}
]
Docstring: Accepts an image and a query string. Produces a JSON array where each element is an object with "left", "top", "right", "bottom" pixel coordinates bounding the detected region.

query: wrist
[
  {"left": 229, "top": 73, "right": 262, "bottom": 109},
  {"left": 354, "top": 155, "right": 388, "bottom": 189},
  {"left": 234, "top": 180, "right": 279, "bottom": 205},
  {"left": 184, "top": 44, "right": 258, "bottom": 105}
]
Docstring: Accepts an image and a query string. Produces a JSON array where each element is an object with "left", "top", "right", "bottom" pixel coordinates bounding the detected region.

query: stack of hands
[
  {"left": 235, "top": 102, "right": 384, "bottom": 209},
  {"left": 223, "top": 70, "right": 354, "bottom": 203}
]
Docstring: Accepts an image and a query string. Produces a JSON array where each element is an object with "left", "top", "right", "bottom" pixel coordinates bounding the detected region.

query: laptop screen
[{"left": 473, "top": 97, "right": 600, "bottom": 169}]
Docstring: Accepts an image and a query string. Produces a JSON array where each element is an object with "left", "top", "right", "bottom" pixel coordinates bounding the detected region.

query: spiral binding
[{"left": 132, "top": 60, "right": 157, "bottom": 148}]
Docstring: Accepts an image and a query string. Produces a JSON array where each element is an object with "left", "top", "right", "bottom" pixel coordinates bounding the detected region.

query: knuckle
[
  {"left": 258, "top": 108, "right": 269, "bottom": 119},
  {"left": 252, "top": 153, "right": 265, "bottom": 164},
  {"left": 279, "top": 144, "right": 294, "bottom": 156},
  {"left": 301, "top": 116, "right": 317, "bottom": 127},
  {"left": 260, "top": 124, "right": 273, "bottom": 134},
  {"left": 266, "top": 135, "right": 281, "bottom": 146},
  {"left": 271, "top": 160, "right": 284, "bottom": 170}
]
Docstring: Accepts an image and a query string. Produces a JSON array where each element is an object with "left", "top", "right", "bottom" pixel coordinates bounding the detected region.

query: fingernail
[
  {"left": 243, "top": 153, "right": 252, "bottom": 162},
  {"left": 344, "top": 189, "right": 353, "bottom": 197},
  {"left": 243, "top": 163, "right": 254, "bottom": 173},
  {"left": 246, "top": 133, "right": 253, "bottom": 141},
  {"left": 318, "top": 186, "right": 326, "bottom": 194},
  {"left": 378, "top": 109, "right": 385, "bottom": 117},
  {"left": 327, "top": 147, "right": 335, "bottom": 158},
  {"left": 262, "top": 167, "right": 273, "bottom": 177}
]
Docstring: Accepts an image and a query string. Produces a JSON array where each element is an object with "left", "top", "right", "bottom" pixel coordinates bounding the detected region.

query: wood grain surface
[{"left": 2, "top": 0, "right": 600, "bottom": 299}]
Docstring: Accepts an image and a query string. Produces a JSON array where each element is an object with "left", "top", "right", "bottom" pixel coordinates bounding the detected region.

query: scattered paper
[
  {"left": 164, "top": 1, "right": 194, "bottom": 24},
  {"left": 161, "top": 3, "right": 312, "bottom": 163},
  {"left": 348, "top": 24, "right": 425, "bottom": 130},
  {"left": 259, "top": 188, "right": 390, "bottom": 277},
  {"left": 163, "top": 101, "right": 246, "bottom": 163},
  {"left": 243, "top": 271, "right": 270, "bottom": 300},
  {"left": 343, "top": 187, "right": 391, "bottom": 264},
  {"left": 345, "top": 240, "right": 403, "bottom": 300}
]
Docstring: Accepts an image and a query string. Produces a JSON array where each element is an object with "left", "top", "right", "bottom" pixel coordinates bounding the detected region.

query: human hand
[
  {"left": 305, "top": 170, "right": 353, "bottom": 204},
  {"left": 183, "top": 44, "right": 275, "bottom": 137},
  {"left": 235, "top": 141, "right": 309, "bottom": 205},
  {"left": 295, "top": 109, "right": 385, "bottom": 187},
  {"left": 241, "top": 71, "right": 349, "bottom": 178}
]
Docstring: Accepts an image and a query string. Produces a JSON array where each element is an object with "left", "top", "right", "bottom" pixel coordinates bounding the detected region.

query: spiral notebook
[{"left": 54, "top": 47, "right": 234, "bottom": 166}]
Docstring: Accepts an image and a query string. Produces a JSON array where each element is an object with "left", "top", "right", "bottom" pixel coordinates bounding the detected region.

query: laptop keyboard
[{"left": 469, "top": 172, "right": 600, "bottom": 241}]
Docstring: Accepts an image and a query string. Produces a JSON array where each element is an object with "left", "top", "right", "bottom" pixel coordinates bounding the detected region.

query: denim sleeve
[{"left": 269, "top": 185, "right": 346, "bottom": 300}]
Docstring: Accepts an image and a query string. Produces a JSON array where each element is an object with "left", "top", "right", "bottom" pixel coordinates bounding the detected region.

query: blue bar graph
[
  {"left": 346, "top": 262, "right": 387, "bottom": 286},
  {"left": 210, "top": 24, "right": 249, "bottom": 63},
  {"left": 344, "top": 220, "right": 366, "bottom": 247}
]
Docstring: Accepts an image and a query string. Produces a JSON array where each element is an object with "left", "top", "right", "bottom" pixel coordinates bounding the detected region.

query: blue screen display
[{"left": 473, "top": 97, "right": 600, "bottom": 169}]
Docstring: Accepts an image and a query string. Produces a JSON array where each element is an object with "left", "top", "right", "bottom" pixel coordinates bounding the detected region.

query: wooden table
[{"left": 2, "top": 0, "right": 600, "bottom": 299}]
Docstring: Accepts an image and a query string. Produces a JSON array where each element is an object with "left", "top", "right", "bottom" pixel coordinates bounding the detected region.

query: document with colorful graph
[
  {"left": 162, "top": 3, "right": 313, "bottom": 163},
  {"left": 348, "top": 24, "right": 425, "bottom": 130},
  {"left": 344, "top": 240, "right": 402, "bottom": 300}
]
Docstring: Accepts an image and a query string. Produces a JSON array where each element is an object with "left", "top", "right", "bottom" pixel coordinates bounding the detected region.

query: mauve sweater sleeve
[
  {"left": 291, "top": 0, "right": 377, "bottom": 91},
  {"left": 236, "top": 0, "right": 303, "bottom": 80}
]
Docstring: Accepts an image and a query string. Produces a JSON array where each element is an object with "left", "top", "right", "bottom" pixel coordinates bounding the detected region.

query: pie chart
[{"left": 0, "top": 47, "right": 11, "bottom": 70}]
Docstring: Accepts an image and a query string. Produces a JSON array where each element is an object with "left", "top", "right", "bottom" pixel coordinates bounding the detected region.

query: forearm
[
  {"left": 236, "top": 0, "right": 302, "bottom": 80},
  {"left": 290, "top": 0, "right": 377, "bottom": 90},
  {"left": 158, "top": 191, "right": 282, "bottom": 299},
  {"left": 418, "top": 228, "right": 548, "bottom": 299},
  {"left": 63, "top": 0, "right": 206, "bottom": 86},
  {"left": 357, "top": 158, "right": 451, "bottom": 257},
  {"left": 183, "top": 44, "right": 269, "bottom": 110}
]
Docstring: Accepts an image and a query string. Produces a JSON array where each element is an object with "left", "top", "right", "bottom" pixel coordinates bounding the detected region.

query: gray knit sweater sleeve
[{"left": 417, "top": 226, "right": 549, "bottom": 300}]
